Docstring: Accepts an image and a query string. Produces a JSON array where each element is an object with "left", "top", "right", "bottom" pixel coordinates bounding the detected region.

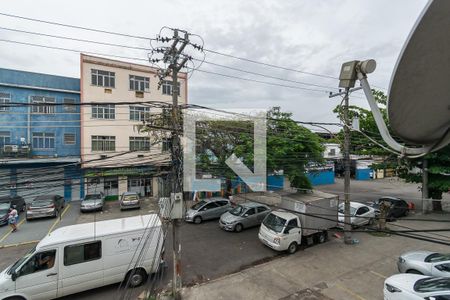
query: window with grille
[
  {"left": 92, "top": 135, "right": 115, "bottom": 151},
  {"left": 32, "top": 132, "right": 55, "bottom": 149},
  {"left": 162, "top": 138, "right": 171, "bottom": 152},
  {"left": 129, "top": 136, "right": 150, "bottom": 151},
  {"left": 129, "top": 106, "right": 149, "bottom": 121},
  {"left": 91, "top": 69, "right": 115, "bottom": 88},
  {"left": 0, "top": 131, "right": 10, "bottom": 146},
  {"left": 129, "top": 75, "right": 150, "bottom": 92},
  {"left": 92, "top": 104, "right": 115, "bottom": 119},
  {"left": 161, "top": 81, "right": 180, "bottom": 96},
  {"left": 64, "top": 133, "right": 76, "bottom": 145},
  {"left": 31, "top": 96, "right": 56, "bottom": 114},
  {"left": 104, "top": 177, "right": 118, "bottom": 189},
  {"left": 0, "top": 93, "right": 11, "bottom": 112},
  {"left": 63, "top": 98, "right": 77, "bottom": 113}
]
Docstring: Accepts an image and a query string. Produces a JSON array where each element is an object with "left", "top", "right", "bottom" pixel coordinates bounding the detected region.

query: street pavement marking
[
  {"left": 335, "top": 283, "right": 367, "bottom": 300},
  {"left": 47, "top": 204, "right": 71, "bottom": 235},
  {"left": 370, "top": 270, "right": 387, "bottom": 279},
  {"left": 0, "top": 240, "right": 39, "bottom": 249},
  {"left": 0, "top": 218, "right": 26, "bottom": 244}
]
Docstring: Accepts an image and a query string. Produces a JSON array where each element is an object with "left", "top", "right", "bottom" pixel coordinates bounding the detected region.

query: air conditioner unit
[
  {"left": 137, "top": 154, "right": 144, "bottom": 158},
  {"left": 135, "top": 91, "right": 144, "bottom": 98},
  {"left": 4, "top": 145, "right": 18, "bottom": 153},
  {"left": 100, "top": 154, "right": 107, "bottom": 159}
]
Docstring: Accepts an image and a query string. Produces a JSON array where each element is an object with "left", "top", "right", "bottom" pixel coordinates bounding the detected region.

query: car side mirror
[
  {"left": 283, "top": 228, "right": 290, "bottom": 234},
  {"left": 11, "top": 271, "right": 17, "bottom": 281}
]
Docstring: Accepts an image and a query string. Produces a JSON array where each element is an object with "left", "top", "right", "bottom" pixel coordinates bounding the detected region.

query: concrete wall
[{"left": 306, "top": 170, "right": 335, "bottom": 186}]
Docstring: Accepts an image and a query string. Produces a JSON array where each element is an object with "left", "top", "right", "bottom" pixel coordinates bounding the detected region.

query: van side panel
[
  {"left": 58, "top": 239, "right": 104, "bottom": 297},
  {"left": 103, "top": 226, "right": 163, "bottom": 286}
]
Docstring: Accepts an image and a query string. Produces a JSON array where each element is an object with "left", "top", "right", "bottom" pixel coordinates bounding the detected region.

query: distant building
[
  {"left": 80, "top": 54, "right": 187, "bottom": 198},
  {"left": 323, "top": 143, "right": 341, "bottom": 159},
  {"left": 0, "top": 68, "right": 82, "bottom": 201}
]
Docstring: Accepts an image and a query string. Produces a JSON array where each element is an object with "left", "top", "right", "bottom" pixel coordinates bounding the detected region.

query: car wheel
[
  {"left": 406, "top": 269, "right": 423, "bottom": 275},
  {"left": 125, "top": 268, "right": 147, "bottom": 288},
  {"left": 234, "top": 223, "right": 243, "bottom": 233},
  {"left": 404, "top": 209, "right": 409, "bottom": 217},
  {"left": 287, "top": 242, "right": 298, "bottom": 254},
  {"left": 194, "top": 216, "right": 202, "bottom": 224},
  {"left": 368, "top": 218, "right": 374, "bottom": 226},
  {"left": 318, "top": 231, "right": 327, "bottom": 244}
]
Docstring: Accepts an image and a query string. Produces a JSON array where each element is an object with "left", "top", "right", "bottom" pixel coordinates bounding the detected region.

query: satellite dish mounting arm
[{"left": 356, "top": 70, "right": 432, "bottom": 156}]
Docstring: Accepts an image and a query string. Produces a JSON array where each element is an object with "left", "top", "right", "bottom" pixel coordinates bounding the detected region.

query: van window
[
  {"left": 64, "top": 241, "right": 101, "bottom": 266},
  {"left": 20, "top": 250, "right": 56, "bottom": 276}
]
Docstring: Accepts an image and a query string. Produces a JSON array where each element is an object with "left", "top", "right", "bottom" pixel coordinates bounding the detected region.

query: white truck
[
  {"left": 258, "top": 190, "right": 338, "bottom": 254},
  {"left": 0, "top": 214, "right": 164, "bottom": 300}
]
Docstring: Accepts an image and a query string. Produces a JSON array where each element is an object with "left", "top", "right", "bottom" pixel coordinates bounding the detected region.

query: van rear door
[{"left": 58, "top": 240, "right": 103, "bottom": 297}]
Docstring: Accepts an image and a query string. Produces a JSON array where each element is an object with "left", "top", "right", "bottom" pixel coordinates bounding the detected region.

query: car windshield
[
  {"left": 338, "top": 204, "right": 357, "bottom": 215},
  {"left": 263, "top": 213, "right": 286, "bottom": 233},
  {"left": 191, "top": 201, "right": 207, "bottom": 210},
  {"left": 425, "top": 253, "right": 450, "bottom": 263},
  {"left": 229, "top": 205, "right": 245, "bottom": 216},
  {"left": 123, "top": 195, "right": 138, "bottom": 201},
  {"left": 0, "top": 202, "right": 10, "bottom": 213},
  {"left": 414, "top": 277, "right": 450, "bottom": 293},
  {"left": 8, "top": 246, "right": 36, "bottom": 275},
  {"left": 84, "top": 194, "right": 101, "bottom": 200}
]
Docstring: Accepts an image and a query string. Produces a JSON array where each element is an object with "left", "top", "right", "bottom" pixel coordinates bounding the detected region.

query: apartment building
[
  {"left": 80, "top": 54, "right": 187, "bottom": 198},
  {"left": 0, "top": 68, "right": 83, "bottom": 201}
]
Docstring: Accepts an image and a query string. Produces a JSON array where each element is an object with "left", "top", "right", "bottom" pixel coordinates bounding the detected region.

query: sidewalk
[{"left": 181, "top": 214, "right": 450, "bottom": 300}]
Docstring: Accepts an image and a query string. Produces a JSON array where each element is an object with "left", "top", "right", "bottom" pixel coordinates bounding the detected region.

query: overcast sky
[{"left": 0, "top": 0, "right": 428, "bottom": 131}]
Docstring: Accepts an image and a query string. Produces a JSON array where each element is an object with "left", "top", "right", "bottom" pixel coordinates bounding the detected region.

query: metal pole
[
  {"left": 422, "top": 158, "right": 428, "bottom": 214},
  {"left": 343, "top": 88, "right": 352, "bottom": 244}
]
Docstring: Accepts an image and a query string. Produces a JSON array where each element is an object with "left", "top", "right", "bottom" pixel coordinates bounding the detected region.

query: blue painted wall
[
  {"left": 267, "top": 175, "right": 284, "bottom": 190},
  {"left": 355, "top": 168, "right": 372, "bottom": 180},
  {"left": 306, "top": 170, "right": 335, "bottom": 186},
  {"left": 0, "top": 68, "right": 80, "bottom": 157}
]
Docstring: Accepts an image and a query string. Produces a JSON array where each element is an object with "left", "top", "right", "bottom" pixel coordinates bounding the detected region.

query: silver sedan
[
  {"left": 219, "top": 202, "right": 271, "bottom": 232},
  {"left": 397, "top": 251, "right": 450, "bottom": 277}
]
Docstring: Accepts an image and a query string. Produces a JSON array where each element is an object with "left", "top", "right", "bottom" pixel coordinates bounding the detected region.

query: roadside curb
[{"left": 0, "top": 240, "right": 39, "bottom": 249}]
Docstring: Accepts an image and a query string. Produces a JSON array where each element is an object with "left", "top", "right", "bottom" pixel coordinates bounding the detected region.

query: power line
[{"left": 0, "top": 12, "right": 153, "bottom": 40}]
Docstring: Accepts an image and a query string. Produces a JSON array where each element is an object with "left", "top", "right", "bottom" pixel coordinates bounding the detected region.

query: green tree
[{"left": 195, "top": 107, "right": 324, "bottom": 190}]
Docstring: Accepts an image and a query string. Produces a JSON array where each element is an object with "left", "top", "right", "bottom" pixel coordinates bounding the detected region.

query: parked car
[
  {"left": 337, "top": 202, "right": 375, "bottom": 228},
  {"left": 219, "top": 202, "right": 271, "bottom": 232},
  {"left": 384, "top": 274, "right": 450, "bottom": 300},
  {"left": 26, "top": 195, "right": 64, "bottom": 220},
  {"left": 0, "top": 214, "right": 164, "bottom": 300},
  {"left": 80, "top": 193, "right": 105, "bottom": 212},
  {"left": 397, "top": 251, "right": 450, "bottom": 276},
  {"left": 185, "top": 198, "right": 232, "bottom": 224},
  {"left": 120, "top": 192, "right": 141, "bottom": 210},
  {"left": 368, "top": 196, "right": 410, "bottom": 220},
  {"left": 0, "top": 196, "right": 26, "bottom": 226}
]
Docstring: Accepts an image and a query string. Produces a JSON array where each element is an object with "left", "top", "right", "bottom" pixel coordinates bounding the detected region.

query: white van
[{"left": 0, "top": 214, "right": 164, "bottom": 300}]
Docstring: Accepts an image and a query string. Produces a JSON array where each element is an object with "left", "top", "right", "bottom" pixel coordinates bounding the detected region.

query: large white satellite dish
[{"left": 388, "top": 0, "right": 450, "bottom": 145}]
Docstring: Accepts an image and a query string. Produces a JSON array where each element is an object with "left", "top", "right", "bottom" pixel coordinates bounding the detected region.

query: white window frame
[
  {"left": 0, "top": 93, "right": 11, "bottom": 112},
  {"left": 129, "top": 106, "right": 150, "bottom": 121},
  {"left": 129, "top": 136, "right": 150, "bottom": 151},
  {"left": 162, "top": 80, "right": 180, "bottom": 96},
  {"left": 91, "top": 69, "right": 115, "bottom": 88},
  {"left": 0, "top": 131, "right": 10, "bottom": 146},
  {"left": 129, "top": 75, "right": 150, "bottom": 92},
  {"left": 63, "top": 98, "right": 77, "bottom": 113},
  {"left": 92, "top": 104, "right": 115, "bottom": 119},
  {"left": 64, "top": 133, "right": 76, "bottom": 145},
  {"left": 32, "top": 132, "right": 55, "bottom": 149},
  {"left": 31, "top": 96, "right": 56, "bottom": 114},
  {"left": 91, "top": 135, "right": 115, "bottom": 152}
]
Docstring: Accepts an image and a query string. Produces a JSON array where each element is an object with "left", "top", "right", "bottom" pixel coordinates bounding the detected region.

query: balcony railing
[{"left": 0, "top": 144, "right": 32, "bottom": 159}]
